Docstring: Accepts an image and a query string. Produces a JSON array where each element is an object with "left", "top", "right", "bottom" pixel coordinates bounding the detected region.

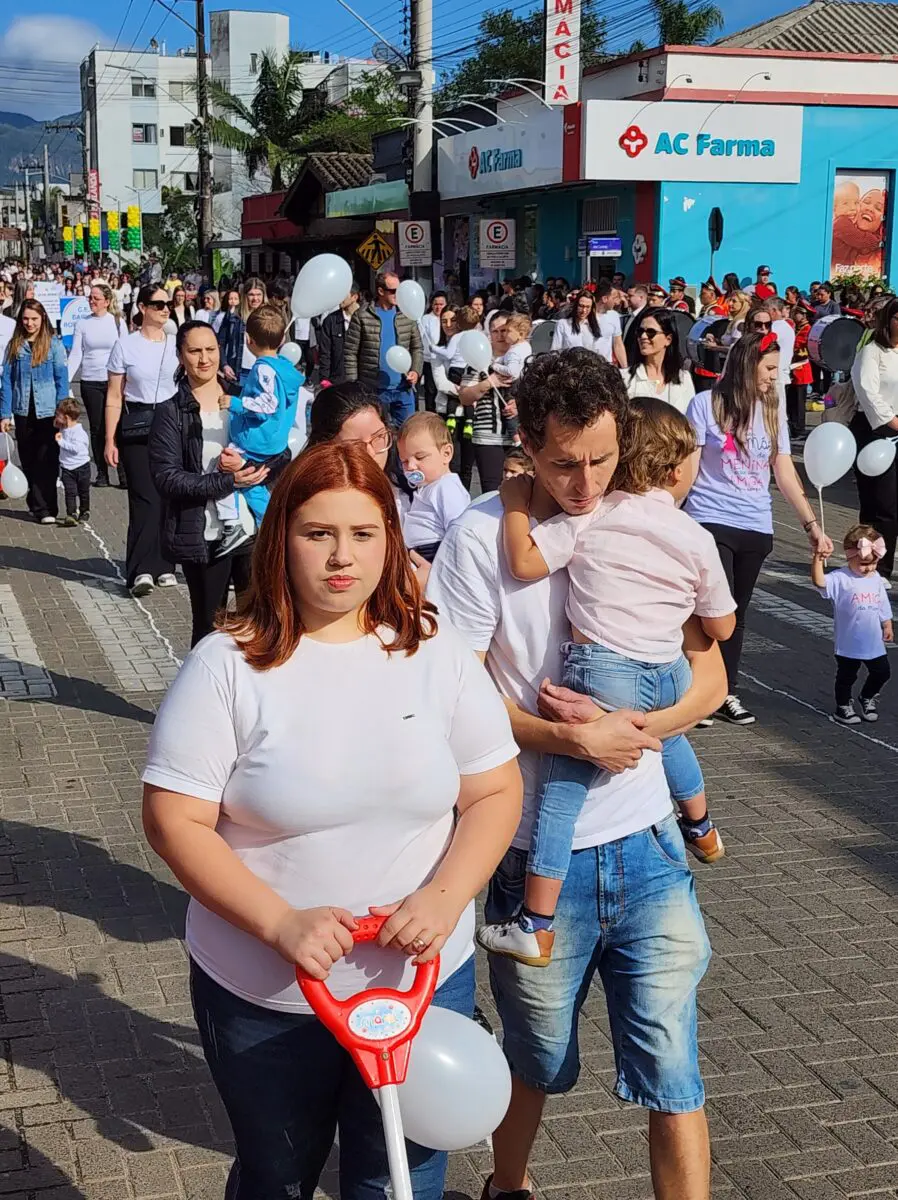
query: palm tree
[
  {"left": 652, "top": 0, "right": 723, "bottom": 44},
  {"left": 208, "top": 50, "right": 327, "bottom": 190}
]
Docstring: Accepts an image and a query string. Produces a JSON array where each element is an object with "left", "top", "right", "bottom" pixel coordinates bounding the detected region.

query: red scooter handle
[{"left": 296, "top": 914, "right": 440, "bottom": 1089}]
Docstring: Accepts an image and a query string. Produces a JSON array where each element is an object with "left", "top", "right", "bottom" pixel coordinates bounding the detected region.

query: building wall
[{"left": 656, "top": 105, "right": 897, "bottom": 289}]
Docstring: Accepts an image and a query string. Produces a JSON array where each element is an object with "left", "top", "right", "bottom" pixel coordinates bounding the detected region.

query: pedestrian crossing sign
[{"left": 357, "top": 230, "right": 394, "bottom": 270}]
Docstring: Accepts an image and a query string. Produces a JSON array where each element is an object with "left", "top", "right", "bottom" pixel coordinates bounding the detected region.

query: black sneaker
[
  {"left": 79, "top": 511, "right": 90, "bottom": 524},
  {"left": 834, "top": 703, "right": 861, "bottom": 725},
  {"left": 93, "top": 475, "right": 109, "bottom": 488},
  {"left": 56, "top": 515, "right": 79, "bottom": 527},
  {"left": 715, "top": 695, "right": 756, "bottom": 725},
  {"left": 859, "top": 697, "right": 879, "bottom": 723},
  {"left": 479, "top": 1175, "right": 534, "bottom": 1200},
  {"left": 214, "top": 523, "right": 254, "bottom": 560}
]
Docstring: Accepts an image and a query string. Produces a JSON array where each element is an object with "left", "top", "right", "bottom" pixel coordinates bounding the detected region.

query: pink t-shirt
[{"left": 531, "top": 488, "right": 736, "bottom": 663}]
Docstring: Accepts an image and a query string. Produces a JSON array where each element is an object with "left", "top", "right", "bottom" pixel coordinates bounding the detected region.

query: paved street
[{"left": 1, "top": 464, "right": 897, "bottom": 1200}]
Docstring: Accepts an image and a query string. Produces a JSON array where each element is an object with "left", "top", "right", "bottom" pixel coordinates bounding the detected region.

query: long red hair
[{"left": 218, "top": 441, "right": 436, "bottom": 670}]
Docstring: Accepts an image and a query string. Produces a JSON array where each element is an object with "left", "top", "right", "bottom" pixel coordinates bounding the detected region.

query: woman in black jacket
[
  {"left": 149, "top": 320, "right": 271, "bottom": 646},
  {"left": 216, "top": 288, "right": 246, "bottom": 383}
]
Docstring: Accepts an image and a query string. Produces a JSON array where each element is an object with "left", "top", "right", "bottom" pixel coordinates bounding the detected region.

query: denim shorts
[
  {"left": 486, "top": 813, "right": 710, "bottom": 1111},
  {"left": 190, "top": 954, "right": 475, "bottom": 1200}
]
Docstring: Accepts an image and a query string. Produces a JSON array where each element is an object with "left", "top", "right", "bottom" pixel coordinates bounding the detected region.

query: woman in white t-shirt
[
  {"left": 105, "top": 284, "right": 180, "bottom": 597},
  {"left": 551, "top": 289, "right": 604, "bottom": 354},
  {"left": 67, "top": 283, "right": 126, "bottom": 487},
  {"left": 149, "top": 320, "right": 269, "bottom": 645},
  {"left": 623, "top": 308, "right": 695, "bottom": 414},
  {"left": 142, "top": 440, "right": 521, "bottom": 1200}
]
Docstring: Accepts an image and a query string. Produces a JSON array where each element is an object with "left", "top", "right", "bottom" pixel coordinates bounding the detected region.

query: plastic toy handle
[{"left": 350, "top": 914, "right": 388, "bottom": 945}]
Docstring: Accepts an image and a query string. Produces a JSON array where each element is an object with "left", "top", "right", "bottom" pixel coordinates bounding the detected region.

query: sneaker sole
[
  {"left": 131, "top": 584, "right": 154, "bottom": 598},
  {"left": 717, "top": 713, "right": 756, "bottom": 725},
  {"left": 475, "top": 930, "right": 552, "bottom": 968},
  {"left": 834, "top": 716, "right": 861, "bottom": 725},
  {"left": 860, "top": 713, "right": 879, "bottom": 722}
]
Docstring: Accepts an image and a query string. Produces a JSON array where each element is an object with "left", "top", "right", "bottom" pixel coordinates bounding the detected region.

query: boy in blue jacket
[{"left": 215, "top": 304, "right": 301, "bottom": 555}]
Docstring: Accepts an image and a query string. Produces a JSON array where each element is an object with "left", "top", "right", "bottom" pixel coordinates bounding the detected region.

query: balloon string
[{"left": 817, "top": 486, "right": 825, "bottom": 537}]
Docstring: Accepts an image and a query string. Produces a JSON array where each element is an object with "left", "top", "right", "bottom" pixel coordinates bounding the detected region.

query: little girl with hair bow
[{"left": 812, "top": 523, "right": 893, "bottom": 724}]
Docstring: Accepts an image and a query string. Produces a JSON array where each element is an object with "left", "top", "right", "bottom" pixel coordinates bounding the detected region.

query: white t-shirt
[
  {"left": 623, "top": 365, "right": 695, "bottom": 415},
  {"left": 493, "top": 340, "right": 531, "bottom": 381},
  {"left": 426, "top": 493, "right": 671, "bottom": 851},
  {"left": 199, "top": 410, "right": 254, "bottom": 541},
  {"left": 106, "top": 330, "right": 179, "bottom": 405},
  {"left": 403, "top": 472, "right": 470, "bottom": 549},
  {"left": 551, "top": 318, "right": 602, "bottom": 354},
  {"left": 0, "top": 313, "right": 14, "bottom": 366},
  {"left": 818, "top": 566, "right": 892, "bottom": 659},
  {"left": 116, "top": 283, "right": 132, "bottom": 308},
  {"left": 58, "top": 424, "right": 90, "bottom": 470},
  {"left": 597, "top": 310, "right": 622, "bottom": 362},
  {"left": 772, "top": 319, "right": 795, "bottom": 390},
  {"left": 142, "top": 623, "right": 517, "bottom": 1012},
  {"left": 531, "top": 489, "right": 735, "bottom": 663},
  {"left": 67, "top": 312, "right": 125, "bottom": 382}
]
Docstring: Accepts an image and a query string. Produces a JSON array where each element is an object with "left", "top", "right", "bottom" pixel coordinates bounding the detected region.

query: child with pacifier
[
  {"left": 812, "top": 523, "right": 893, "bottom": 724},
  {"left": 478, "top": 396, "right": 736, "bottom": 967},
  {"left": 214, "top": 304, "right": 302, "bottom": 556},
  {"left": 398, "top": 412, "right": 470, "bottom": 563}
]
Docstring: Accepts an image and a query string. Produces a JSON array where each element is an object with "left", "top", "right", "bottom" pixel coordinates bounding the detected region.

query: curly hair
[
  {"left": 516, "top": 348, "right": 630, "bottom": 451},
  {"left": 612, "top": 396, "right": 696, "bottom": 494}
]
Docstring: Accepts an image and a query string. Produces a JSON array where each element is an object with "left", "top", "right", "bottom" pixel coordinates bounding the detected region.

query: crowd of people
[{"left": 1, "top": 249, "right": 897, "bottom": 1200}]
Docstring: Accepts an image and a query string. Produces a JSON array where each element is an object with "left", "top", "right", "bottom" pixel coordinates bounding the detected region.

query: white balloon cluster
[{"left": 0, "top": 432, "right": 27, "bottom": 500}]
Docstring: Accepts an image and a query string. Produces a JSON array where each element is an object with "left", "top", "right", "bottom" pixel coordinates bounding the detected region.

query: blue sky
[{"left": 1, "top": 0, "right": 800, "bottom": 121}]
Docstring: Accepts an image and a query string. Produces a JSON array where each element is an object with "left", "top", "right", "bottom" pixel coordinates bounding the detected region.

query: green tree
[
  {"left": 298, "top": 72, "right": 405, "bottom": 155},
  {"left": 651, "top": 0, "right": 723, "bottom": 44},
  {"left": 436, "top": 2, "right": 606, "bottom": 111},
  {"left": 142, "top": 188, "right": 198, "bottom": 269},
  {"left": 208, "top": 50, "right": 327, "bottom": 190}
]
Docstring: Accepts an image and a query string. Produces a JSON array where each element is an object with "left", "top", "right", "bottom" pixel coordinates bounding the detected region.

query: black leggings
[
  {"left": 79, "top": 379, "right": 108, "bottom": 481},
  {"left": 701, "top": 523, "right": 773, "bottom": 693},
  {"left": 14, "top": 404, "right": 59, "bottom": 519},
  {"left": 182, "top": 548, "right": 253, "bottom": 647},
  {"left": 835, "top": 654, "right": 891, "bottom": 707},
  {"left": 850, "top": 410, "right": 897, "bottom": 579},
  {"left": 119, "top": 436, "right": 175, "bottom": 587},
  {"left": 473, "top": 443, "right": 506, "bottom": 495}
]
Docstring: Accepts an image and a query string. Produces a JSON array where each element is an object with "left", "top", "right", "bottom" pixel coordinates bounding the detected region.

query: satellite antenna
[{"left": 372, "top": 41, "right": 404, "bottom": 67}]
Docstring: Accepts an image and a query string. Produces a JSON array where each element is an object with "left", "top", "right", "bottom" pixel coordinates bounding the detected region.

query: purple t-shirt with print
[{"left": 684, "top": 389, "right": 790, "bottom": 535}]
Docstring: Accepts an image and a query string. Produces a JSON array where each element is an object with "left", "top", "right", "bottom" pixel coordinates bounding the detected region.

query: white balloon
[
  {"left": 802, "top": 422, "right": 857, "bottom": 489},
  {"left": 279, "top": 341, "right": 303, "bottom": 367},
  {"left": 0, "top": 462, "right": 28, "bottom": 500},
  {"left": 458, "top": 329, "right": 493, "bottom": 374},
  {"left": 385, "top": 344, "right": 412, "bottom": 375},
  {"left": 396, "top": 279, "right": 426, "bottom": 323},
  {"left": 292, "top": 254, "right": 352, "bottom": 320},
  {"left": 162, "top": 319, "right": 177, "bottom": 337},
  {"left": 857, "top": 438, "right": 897, "bottom": 477},
  {"left": 398, "top": 1007, "right": 511, "bottom": 1151},
  {"left": 287, "top": 427, "right": 305, "bottom": 460}
]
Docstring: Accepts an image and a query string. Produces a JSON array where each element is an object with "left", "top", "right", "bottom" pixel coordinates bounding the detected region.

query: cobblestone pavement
[{"left": 1, "top": 461, "right": 898, "bottom": 1200}]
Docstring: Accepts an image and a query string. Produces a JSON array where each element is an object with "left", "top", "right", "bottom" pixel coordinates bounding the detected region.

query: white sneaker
[
  {"left": 39, "top": 515, "right": 57, "bottom": 525},
  {"left": 476, "top": 919, "right": 554, "bottom": 967},
  {"left": 155, "top": 573, "right": 178, "bottom": 588},
  {"left": 131, "top": 574, "right": 155, "bottom": 598}
]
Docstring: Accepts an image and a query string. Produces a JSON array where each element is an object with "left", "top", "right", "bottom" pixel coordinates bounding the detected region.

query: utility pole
[
  {"left": 42, "top": 142, "right": 53, "bottom": 256},
  {"left": 408, "top": 0, "right": 434, "bottom": 292},
  {"left": 21, "top": 167, "right": 33, "bottom": 265},
  {"left": 195, "top": 0, "right": 214, "bottom": 283}
]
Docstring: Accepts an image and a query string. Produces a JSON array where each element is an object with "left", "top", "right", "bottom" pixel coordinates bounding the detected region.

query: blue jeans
[
  {"left": 381, "top": 386, "right": 416, "bottom": 427},
  {"left": 530, "top": 641, "right": 705, "bottom": 882},
  {"left": 486, "top": 816, "right": 710, "bottom": 1108},
  {"left": 190, "top": 955, "right": 475, "bottom": 1200}
]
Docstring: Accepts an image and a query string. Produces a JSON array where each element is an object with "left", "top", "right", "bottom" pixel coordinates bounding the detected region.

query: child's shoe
[
  {"left": 56, "top": 515, "right": 79, "bottom": 527},
  {"left": 860, "top": 696, "right": 880, "bottom": 722},
  {"left": 834, "top": 703, "right": 861, "bottom": 725},
  {"left": 477, "top": 914, "right": 554, "bottom": 967},
  {"left": 215, "top": 522, "right": 253, "bottom": 559},
  {"left": 680, "top": 817, "right": 726, "bottom": 863}
]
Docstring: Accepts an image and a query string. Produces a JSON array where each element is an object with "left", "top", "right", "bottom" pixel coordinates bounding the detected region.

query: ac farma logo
[
  {"left": 619, "top": 123, "right": 777, "bottom": 160},
  {"left": 468, "top": 147, "right": 480, "bottom": 179}
]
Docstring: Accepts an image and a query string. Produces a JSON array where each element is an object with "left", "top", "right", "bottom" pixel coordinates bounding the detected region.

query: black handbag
[{"left": 119, "top": 403, "right": 155, "bottom": 444}]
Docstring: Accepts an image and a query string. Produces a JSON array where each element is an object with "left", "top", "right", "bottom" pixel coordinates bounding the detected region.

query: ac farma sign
[{"left": 544, "top": 0, "right": 581, "bottom": 104}]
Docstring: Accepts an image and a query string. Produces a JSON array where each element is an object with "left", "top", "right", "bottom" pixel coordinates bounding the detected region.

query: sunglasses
[
  {"left": 144, "top": 300, "right": 171, "bottom": 311},
  {"left": 638, "top": 328, "right": 663, "bottom": 340},
  {"left": 382, "top": 287, "right": 397, "bottom": 295},
  {"left": 750, "top": 318, "right": 772, "bottom": 329}
]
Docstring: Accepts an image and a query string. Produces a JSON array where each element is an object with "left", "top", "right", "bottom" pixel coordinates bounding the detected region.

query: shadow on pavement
[{"left": 1, "top": 654, "right": 157, "bottom": 725}]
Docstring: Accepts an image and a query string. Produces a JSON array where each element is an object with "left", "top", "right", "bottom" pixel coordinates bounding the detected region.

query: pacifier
[{"left": 404, "top": 469, "right": 426, "bottom": 488}]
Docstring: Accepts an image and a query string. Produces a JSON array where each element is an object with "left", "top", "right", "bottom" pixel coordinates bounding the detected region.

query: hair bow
[
  {"left": 857, "top": 536, "right": 886, "bottom": 560},
  {"left": 759, "top": 331, "right": 779, "bottom": 353}
]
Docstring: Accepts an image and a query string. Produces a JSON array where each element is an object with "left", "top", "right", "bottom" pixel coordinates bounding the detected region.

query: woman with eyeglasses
[
  {"left": 623, "top": 309, "right": 695, "bottom": 413},
  {"left": 169, "top": 285, "right": 194, "bottom": 328},
  {"left": 551, "top": 289, "right": 603, "bottom": 353},
  {"left": 105, "top": 285, "right": 180, "bottom": 598},
  {"left": 685, "top": 332, "right": 832, "bottom": 725}
]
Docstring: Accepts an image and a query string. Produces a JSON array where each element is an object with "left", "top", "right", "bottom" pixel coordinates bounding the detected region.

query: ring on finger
[{"left": 410, "top": 936, "right": 428, "bottom": 953}]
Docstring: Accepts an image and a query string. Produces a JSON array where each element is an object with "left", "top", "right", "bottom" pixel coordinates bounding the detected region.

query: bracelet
[{"left": 802, "top": 518, "right": 818, "bottom": 531}]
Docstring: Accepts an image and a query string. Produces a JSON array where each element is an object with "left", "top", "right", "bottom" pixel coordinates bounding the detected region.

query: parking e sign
[
  {"left": 398, "top": 220, "right": 432, "bottom": 267},
  {"left": 479, "top": 217, "right": 516, "bottom": 269}
]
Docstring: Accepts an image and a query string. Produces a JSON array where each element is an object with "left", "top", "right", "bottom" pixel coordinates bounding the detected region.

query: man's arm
[{"left": 641, "top": 617, "right": 727, "bottom": 738}]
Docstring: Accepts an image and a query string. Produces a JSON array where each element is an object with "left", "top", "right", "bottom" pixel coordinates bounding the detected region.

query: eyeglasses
[
  {"left": 346, "top": 428, "right": 393, "bottom": 454},
  {"left": 145, "top": 300, "right": 171, "bottom": 311}
]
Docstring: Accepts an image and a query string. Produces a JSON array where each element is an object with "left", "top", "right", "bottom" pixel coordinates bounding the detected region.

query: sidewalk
[{"left": 1, "top": 477, "right": 897, "bottom": 1200}]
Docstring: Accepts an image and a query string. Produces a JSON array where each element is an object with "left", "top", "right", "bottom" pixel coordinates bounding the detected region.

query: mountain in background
[{"left": 0, "top": 111, "right": 82, "bottom": 188}]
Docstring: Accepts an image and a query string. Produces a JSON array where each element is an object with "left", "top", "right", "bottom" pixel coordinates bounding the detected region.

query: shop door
[{"left": 582, "top": 196, "right": 619, "bottom": 285}]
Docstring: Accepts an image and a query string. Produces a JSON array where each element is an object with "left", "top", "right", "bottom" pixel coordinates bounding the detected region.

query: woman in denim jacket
[{"left": 0, "top": 300, "right": 69, "bottom": 523}]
